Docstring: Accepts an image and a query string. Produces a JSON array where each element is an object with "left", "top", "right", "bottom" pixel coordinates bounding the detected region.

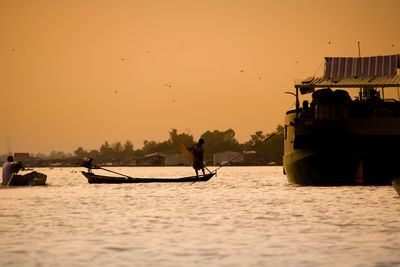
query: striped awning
[
  {"left": 295, "top": 75, "right": 400, "bottom": 89},
  {"left": 324, "top": 54, "right": 400, "bottom": 78}
]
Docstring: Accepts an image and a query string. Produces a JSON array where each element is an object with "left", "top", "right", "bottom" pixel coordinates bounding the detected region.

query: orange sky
[{"left": 1, "top": 0, "right": 400, "bottom": 154}]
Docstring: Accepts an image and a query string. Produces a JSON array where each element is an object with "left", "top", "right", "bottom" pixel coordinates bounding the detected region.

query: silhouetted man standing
[{"left": 190, "top": 138, "right": 205, "bottom": 178}]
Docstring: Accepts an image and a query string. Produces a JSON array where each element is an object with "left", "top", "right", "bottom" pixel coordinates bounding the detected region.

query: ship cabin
[{"left": 286, "top": 55, "right": 400, "bottom": 145}]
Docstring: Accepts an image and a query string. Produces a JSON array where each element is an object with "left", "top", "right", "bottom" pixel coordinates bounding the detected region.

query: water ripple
[{"left": 0, "top": 166, "right": 399, "bottom": 266}]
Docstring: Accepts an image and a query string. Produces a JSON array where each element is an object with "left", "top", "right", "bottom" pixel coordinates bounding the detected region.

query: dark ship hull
[
  {"left": 284, "top": 145, "right": 398, "bottom": 186},
  {"left": 283, "top": 54, "right": 400, "bottom": 185},
  {"left": 284, "top": 113, "right": 400, "bottom": 185},
  {"left": 8, "top": 171, "right": 47, "bottom": 186}
]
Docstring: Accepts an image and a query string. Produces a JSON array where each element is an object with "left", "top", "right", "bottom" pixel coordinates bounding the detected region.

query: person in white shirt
[{"left": 2, "top": 156, "right": 14, "bottom": 185}]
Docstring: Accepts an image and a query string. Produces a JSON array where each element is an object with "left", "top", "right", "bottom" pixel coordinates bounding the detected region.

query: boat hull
[
  {"left": 82, "top": 171, "right": 215, "bottom": 184},
  {"left": 283, "top": 111, "right": 399, "bottom": 185},
  {"left": 8, "top": 171, "right": 47, "bottom": 186},
  {"left": 284, "top": 136, "right": 400, "bottom": 186},
  {"left": 284, "top": 149, "right": 361, "bottom": 185}
]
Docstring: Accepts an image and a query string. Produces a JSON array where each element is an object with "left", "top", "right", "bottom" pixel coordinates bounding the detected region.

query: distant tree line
[{"left": 73, "top": 125, "right": 284, "bottom": 165}]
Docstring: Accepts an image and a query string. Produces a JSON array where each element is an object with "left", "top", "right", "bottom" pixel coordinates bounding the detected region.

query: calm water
[{"left": 0, "top": 166, "right": 399, "bottom": 266}]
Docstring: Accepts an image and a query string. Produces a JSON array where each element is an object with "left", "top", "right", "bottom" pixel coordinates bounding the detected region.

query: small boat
[
  {"left": 82, "top": 171, "right": 215, "bottom": 184},
  {"left": 8, "top": 171, "right": 47, "bottom": 186},
  {"left": 392, "top": 178, "right": 400, "bottom": 196}
]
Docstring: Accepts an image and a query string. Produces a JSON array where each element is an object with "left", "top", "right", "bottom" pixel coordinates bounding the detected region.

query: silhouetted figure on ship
[
  {"left": 365, "top": 88, "right": 383, "bottom": 116},
  {"left": 301, "top": 100, "right": 312, "bottom": 118},
  {"left": 189, "top": 138, "right": 205, "bottom": 178}
]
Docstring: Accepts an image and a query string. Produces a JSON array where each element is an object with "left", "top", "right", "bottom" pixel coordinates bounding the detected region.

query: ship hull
[
  {"left": 283, "top": 113, "right": 399, "bottom": 185},
  {"left": 284, "top": 147, "right": 396, "bottom": 185},
  {"left": 284, "top": 149, "right": 360, "bottom": 185}
]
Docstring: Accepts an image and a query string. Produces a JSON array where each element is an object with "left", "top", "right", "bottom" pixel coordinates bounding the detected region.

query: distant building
[
  {"left": 165, "top": 153, "right": 190, "bottom": 166},
  {"left": 35, "top": 158, "right": 80, "bottom": 167},
  {"left": 133, "top": 153, "right": 166, "bottom": 166},
  {"left": 242, "top": 151, "right": 267, "bottom": 165},
  {"left": 213, "top": 150, "right": 271, "bottom": 166},
  {"left": 14, "top": 152, "right": 36, "bottom": 166},
  {"left": 213, "top": 151, "right": 244, "bottom": 166},
  {"left": 14, "top": 153, "right": 30, "bottom": 159}
]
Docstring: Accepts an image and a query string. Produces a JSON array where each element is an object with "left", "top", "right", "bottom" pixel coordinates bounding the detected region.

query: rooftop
[
  {"left": 295, "top": 54, "right": 400, "bottom": 90},
  {"left": 295, "top": 75, "right": 400, "bottom": 90}
]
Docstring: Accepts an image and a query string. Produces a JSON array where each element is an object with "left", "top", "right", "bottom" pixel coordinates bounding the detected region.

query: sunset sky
[{"left": 1, "top": 0, "right": 400, "bottom": 154}]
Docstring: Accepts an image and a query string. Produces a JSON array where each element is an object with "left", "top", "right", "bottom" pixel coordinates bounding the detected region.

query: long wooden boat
[
  {"left": 7, "top": 171, "right": 47, "bottom": 186},
  {"left": 82, "top": 171, "right": 215, "bottom": 184},
  {"left": 393, "top": 178, "right": 400, "bottom": 196}
]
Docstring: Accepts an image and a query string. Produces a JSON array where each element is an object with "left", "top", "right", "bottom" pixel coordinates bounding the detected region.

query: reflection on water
[{"left": 0, "top": 166, "right": 399, "bottom": 266}]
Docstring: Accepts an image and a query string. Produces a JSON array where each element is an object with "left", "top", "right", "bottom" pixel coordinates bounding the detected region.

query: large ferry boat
[{"left": 283, "top": 54, "right": 400, "bottom": 185}]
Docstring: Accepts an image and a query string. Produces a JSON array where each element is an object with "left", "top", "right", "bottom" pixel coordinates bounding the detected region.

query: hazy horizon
[{"left": 1, "top": 0, "right": 400, "bottom": 154}]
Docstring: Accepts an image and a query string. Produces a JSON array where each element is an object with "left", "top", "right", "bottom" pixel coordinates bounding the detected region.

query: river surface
[{"left": 0, "top": 166, "right": 399, "bottom": 266}]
